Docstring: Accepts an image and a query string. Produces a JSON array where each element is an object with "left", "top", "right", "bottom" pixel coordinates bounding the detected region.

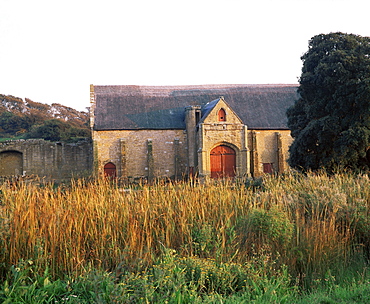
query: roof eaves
[
  {"left": 249, "top": 127, "right": 290, "bottom": 130},
  {"left": 93, "top": 127, "right": 186, "bottom": 131}
]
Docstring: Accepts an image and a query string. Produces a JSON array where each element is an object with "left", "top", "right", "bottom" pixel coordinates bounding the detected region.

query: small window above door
[{"left": 218, "top": 108, "right": 226, "bottom": 121}]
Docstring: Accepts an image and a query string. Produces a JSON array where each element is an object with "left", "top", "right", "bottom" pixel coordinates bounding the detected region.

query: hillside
[{"left": 0, "top": 94, "right": 91, "bottom": 142}]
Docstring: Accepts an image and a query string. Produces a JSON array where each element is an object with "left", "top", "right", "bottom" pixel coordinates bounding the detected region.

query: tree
[
  {"left": 287, "top": 32, "right": 370, "bottom": 172},
  {"left": 0, "top": 112, "right": 32, "bottom": 136},
  {"left": 26, "top": 119, "right": 91, "bottom": 142},
  {"left": 0, "top": 94, "right": 90, "bottom": 141},
  {"left": 27, "top": 119, "right": 66, "bottom": 141}
]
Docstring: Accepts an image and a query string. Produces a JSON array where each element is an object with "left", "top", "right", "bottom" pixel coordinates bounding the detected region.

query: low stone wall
[{"left": 0, "top": 139, "right": 93, "bottom": 182}]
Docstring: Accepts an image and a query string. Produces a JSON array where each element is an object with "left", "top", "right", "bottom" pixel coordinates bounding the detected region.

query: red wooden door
[
  {"left": 210, "top": 145, "right": 236, "bottom": 178},
  {"left": 263, "top": 163, "right": 273, "bottom": 174},
  {"left": 104, "top": 162, "right": 116, "bottom": 178}
]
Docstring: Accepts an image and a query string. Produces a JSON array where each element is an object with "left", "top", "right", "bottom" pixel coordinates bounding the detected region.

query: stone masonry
[
  {"left": 0, "top": 139, "right": 93, "bottom": 182},
  {"left": 93, "top": 130, "right": 187, "bottom": 181}
]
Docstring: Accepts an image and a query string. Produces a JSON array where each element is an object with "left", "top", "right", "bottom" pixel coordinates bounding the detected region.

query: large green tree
[{"left": 287, "top": 32, "right": 370, "bottom": 172}]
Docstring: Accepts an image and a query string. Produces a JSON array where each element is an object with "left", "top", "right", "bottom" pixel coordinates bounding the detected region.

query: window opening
[
  {"left": 218, "top": 108, "right": 226, "bottom": 121},
  {"left": 195, "top": 110, "right": 201, "bottom": 125}
]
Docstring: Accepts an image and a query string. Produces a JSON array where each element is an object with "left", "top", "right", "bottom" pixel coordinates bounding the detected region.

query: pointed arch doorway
[{"left": 210, "top": 145, "right": 236, "bottom": 178}]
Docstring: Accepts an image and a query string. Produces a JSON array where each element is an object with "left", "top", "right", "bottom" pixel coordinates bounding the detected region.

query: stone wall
[
  {"left": 0, "top": 139, "right": 93, "bottom": 181},
  {"left": 93, "top": 128, "right": 293, "bottom": 180},
  {"left": 248, "top": 130, "right": 293, "bottom": 176},
  {"left": 93, "top": 130, "right": 187, "bottom": 181}
]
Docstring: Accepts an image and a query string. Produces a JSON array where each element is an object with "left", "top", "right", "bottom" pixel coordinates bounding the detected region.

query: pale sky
[{"left": 0, "top": 0, "right": 369, "bottom": 111}]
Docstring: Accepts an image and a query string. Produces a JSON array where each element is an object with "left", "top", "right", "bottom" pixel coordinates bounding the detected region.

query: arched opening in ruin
[{"left": 0, "top": 150, "right": 23, "bottom": 176}]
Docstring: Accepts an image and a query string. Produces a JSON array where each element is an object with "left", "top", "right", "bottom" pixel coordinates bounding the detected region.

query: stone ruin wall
[{"left": 0, "top": 139, "right": 93, "bottom": 182}]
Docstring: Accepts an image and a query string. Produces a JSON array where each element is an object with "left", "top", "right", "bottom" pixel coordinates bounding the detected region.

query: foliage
[
  {"left": 295, "top": 278, "right": 370, "bottom": 304},
  {"left": 0, "top": 94, "right": 90, "bottom": 142},
  {"left": 0, "top": 111, "right": 32, "bottom": 136},
  {"left": 287, "top": 32, "right": 370, "bottom": 172},
  {"left": 238, "top": 207, "right": 293, "bottom": 253},
  {"left": 0, "top": 249, "right": 295, "bottom": 303},
  {"left": 26, "top": 119, "right": 90, "bottom": 142},
  {"left": 1, "top": 250, "right": 369, "bottom": 303},
  {"left": 0, "top": 260, "right": 127, "bottom": 303},
  {"left": 0, "top": 173, "right": 370, "bottom": 301}
]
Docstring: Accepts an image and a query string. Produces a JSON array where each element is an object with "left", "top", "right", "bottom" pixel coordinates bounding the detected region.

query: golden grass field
[{"left": 0, "top": 172, "right": 369, "bottom": 288}]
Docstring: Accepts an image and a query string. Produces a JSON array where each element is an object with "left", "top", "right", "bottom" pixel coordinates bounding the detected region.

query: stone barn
[{"left": 90, "top": 84, "right": 299, "bottom": 181}]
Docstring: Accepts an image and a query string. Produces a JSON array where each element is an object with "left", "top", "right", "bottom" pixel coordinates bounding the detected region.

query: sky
[{"left": 1, "top": 0, "right": 370, "bottom": 112}]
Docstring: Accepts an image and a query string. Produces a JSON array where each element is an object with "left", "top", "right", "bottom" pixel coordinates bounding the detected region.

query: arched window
[
  {"left": 104, "top": 162, "right": 116, "bottom": 178},
  {"left": 218, "top": 108, "right": 226, "bottom": 121}
]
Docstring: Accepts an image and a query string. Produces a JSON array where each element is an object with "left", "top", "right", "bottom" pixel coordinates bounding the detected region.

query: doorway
[
  {"left": 104, "top": 162, "right": 117, "bottom": 178},
  {"left": 210, "top": 145, "right": 236, "bottom": 178}
]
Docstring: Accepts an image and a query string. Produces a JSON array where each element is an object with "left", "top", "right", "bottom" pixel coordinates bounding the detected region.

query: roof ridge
[
  {"left": 93, "top": 84, "right": 299, "bottom": 96},
  {"left": 94, "top": 83, "right": 298, "bottom": 89}
]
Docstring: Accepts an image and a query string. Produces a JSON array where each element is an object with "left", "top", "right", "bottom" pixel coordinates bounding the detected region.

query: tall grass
[{"left": 0, "top": 172, "right": 369, "bottom": 290}]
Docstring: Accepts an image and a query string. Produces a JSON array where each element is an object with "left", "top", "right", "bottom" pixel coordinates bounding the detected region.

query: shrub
[{"left": 238, "top": 207, "right": 294, "bottom": 254}]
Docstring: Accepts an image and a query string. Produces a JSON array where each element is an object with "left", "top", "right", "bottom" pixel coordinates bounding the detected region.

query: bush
[
  {"left": 27, "top": 119, "right": 90, "bottom": 142},
  {"left": 238, "top": 207, "right": 294, "bottom": 254}
]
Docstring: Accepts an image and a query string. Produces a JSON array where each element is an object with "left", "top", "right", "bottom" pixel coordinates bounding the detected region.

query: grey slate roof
[{"left": 93, "top": 84, "right": 299, "bottom": 130}]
